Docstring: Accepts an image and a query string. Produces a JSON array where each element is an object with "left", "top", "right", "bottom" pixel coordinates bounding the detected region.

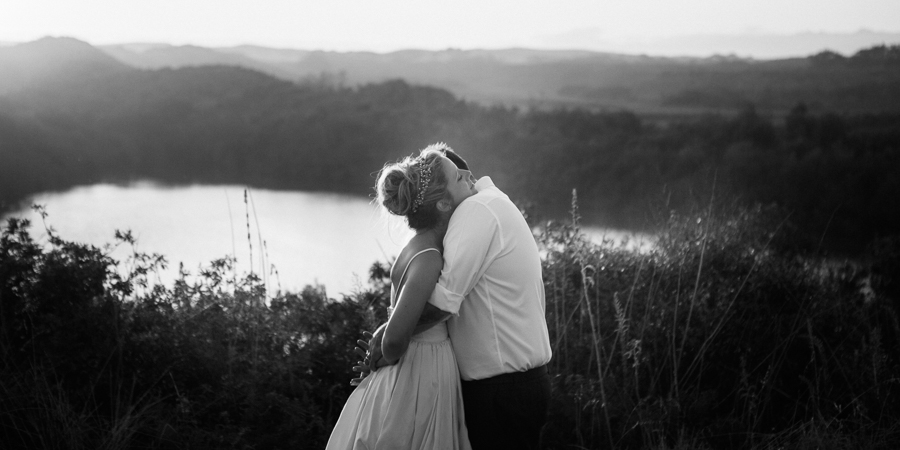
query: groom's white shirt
[{"left": 429, "top": 176, "right": 552, "bottom": 381}]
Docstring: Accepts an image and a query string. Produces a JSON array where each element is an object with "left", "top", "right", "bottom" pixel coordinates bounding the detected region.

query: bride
[{"left": 326, "top": 144, "right": 475, "bottom": 450}]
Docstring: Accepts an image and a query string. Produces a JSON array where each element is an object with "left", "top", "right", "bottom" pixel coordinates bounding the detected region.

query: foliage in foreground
[
  {"left": 540, "top": 197, "right": 900, "bottom": 449},
  {"left": 1, "top": 203, "right": 898, "bottom": 449},
  {"left": 0, "top": 212, "right": 390, "bottom": 449}
]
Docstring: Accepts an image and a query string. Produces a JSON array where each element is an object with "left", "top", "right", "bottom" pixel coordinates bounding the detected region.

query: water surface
[
  {"left": 6, "top": 183, "right": 413, "bottom": 296},
  {"left": 4, "top": 182, "right": 651, "bottom": 295}
]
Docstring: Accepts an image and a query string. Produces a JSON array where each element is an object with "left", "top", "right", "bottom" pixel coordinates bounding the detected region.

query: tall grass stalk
[
  {"left": 247, "top": 189, "right": 267, "bottom": 298},
  {"left": 225, "top": 188, "right": 238, "bottom": 286},
  {"left": 244, "top": 188, "right": 254, "bottom": 279},
  {"left": 570, "top": 189, "right": 616, "bottom": 450},
  {"left": 674, "top": 175, "right": 714, "bottom": 399}
]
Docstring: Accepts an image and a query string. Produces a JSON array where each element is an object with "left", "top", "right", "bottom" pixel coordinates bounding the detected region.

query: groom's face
[
  {"left": 458, "top": 169, "right": 476, "bottom": 190},
  {"left": 440, "top": 156, "right": 476, "bottom": 207}
]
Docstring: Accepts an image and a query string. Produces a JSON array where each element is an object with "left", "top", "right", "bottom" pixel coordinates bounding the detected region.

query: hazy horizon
[
  {"left": 3, "top": 0, "right": 900, "bottom": 59},
  {"left": 3, "top": 29, "right": 900, "bottom": 61}
]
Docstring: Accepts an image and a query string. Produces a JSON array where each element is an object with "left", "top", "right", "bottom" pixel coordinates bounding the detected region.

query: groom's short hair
[
  {"left": 444, "top": 148, "right": 469, "bottom": 171},
  {"left": 425, "top": 142, "right": 469, "bottom": 171}
]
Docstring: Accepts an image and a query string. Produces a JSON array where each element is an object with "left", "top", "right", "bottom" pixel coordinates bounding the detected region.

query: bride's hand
[
  {"left": 366, "top": 325, "right": 399, "bottom": 371},
  {"left": 366, "top": 328, "right": 384, "bottom": 372},
  {"left": 349, "top": 325, "right": 397, "bottom": 386},
  {"left": 350, "top": 332, "right": 373, "bottom": 386}
]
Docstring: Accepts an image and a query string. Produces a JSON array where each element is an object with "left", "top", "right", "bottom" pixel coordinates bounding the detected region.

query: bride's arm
[{"left": 381, "top": 251, "right": 443, "bottom": 364}]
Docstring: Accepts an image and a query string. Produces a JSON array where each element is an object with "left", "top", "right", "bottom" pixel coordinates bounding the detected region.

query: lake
[{"left": 3, "top": 183, "right": 650, "bottom": 295}]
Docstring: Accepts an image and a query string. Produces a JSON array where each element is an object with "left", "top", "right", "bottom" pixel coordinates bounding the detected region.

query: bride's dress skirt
[{"left": 326, "top": 324, "right": 471, "bottom": 450}]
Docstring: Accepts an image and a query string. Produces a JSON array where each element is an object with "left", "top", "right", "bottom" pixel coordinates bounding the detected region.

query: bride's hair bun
[
  {"left": 376, "top": 145, "right": 450, "bottom": 230},
  {"left": 378, "top": 166, "right": 417, "bottom": 216}
]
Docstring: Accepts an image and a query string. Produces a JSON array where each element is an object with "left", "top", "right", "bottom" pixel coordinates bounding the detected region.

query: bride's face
[{"left": 439, "top": 156, "right": 476, "bottom": 208}]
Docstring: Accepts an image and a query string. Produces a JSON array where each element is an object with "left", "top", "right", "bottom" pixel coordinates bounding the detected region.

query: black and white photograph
[{"left": 1, "top": 1, "right": 899, "bottom": 448}]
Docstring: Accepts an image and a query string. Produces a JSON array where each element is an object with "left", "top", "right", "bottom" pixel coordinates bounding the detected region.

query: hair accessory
[{"left": 412, "top": 159, "right": 433, "bottom": 213}]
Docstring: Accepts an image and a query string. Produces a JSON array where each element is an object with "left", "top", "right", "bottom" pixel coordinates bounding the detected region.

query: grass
[{"left": 538, "top": 194, "right": 900, "bottom": 449}]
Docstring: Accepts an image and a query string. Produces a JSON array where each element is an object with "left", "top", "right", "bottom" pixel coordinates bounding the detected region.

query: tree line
[{"left": 1, "top": 66, "right": 898, "bottom": 254}]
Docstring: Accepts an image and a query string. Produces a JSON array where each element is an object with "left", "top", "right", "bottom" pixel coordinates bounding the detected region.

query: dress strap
[
  {"left": 389, "top": 248, "right": 441, "bottom": 313},
  {"left": 397, "top": 248, "right": 441, "bottom": 290}
]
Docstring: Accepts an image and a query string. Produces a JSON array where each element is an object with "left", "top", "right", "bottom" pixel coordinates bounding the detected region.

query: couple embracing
[{"left": 326, "top": 143, "right": 552, "bottom": 450}]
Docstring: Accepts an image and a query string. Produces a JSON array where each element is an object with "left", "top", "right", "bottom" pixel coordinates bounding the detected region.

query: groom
[{"left": 360, "top": 146, "right": 552, "bottom": 450}]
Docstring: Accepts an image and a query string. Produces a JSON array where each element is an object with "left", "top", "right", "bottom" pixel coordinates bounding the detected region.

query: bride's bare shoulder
[{"left": 391, "top": 235, "right": 441, "bottom": 279}]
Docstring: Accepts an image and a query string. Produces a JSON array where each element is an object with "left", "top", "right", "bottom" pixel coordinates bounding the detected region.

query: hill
[
  {"left": 101, "top": 43, "right": 295, "bottom": 79},
  {"left": 97, "top": 41, "right": 900, "bottom": 117},
  {"left": 0, "top": 36, "right": 132, "bottom": 94}
]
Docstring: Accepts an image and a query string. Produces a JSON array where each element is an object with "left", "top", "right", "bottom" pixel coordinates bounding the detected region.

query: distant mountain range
[
  {"left": 2, "top": 36, "right": 898, "bottom": 117},
  {"left": 98, "top": 37, "right": 900, "bottom": 116},
  {"left": 544, "top": 29, "right": 900, "bottom": 59}
]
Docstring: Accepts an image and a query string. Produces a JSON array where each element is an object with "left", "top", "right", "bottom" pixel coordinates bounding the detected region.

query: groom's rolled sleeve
[
  {"left": 429, "top": 284, "right": 464, "bottom": 315},
  {"left": 428, "top": 197, "right": 498, "bottom": 314}
]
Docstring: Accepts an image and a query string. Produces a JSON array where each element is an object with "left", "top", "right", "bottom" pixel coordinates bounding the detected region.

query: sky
[{"left": 2, "top": 0, "right": 900, "bottom": 57}]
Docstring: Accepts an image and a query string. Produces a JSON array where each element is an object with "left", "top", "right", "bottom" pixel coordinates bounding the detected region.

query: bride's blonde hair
[{"left": 375, "top": 146, "right": 450, "bottom": 230}]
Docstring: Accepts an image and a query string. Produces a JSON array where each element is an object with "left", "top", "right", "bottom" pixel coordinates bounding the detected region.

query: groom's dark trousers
[{"left": 461, "top": 365, "right": 551, "bottom": 450}]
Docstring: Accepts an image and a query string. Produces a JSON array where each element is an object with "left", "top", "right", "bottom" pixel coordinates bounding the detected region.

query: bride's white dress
[{"left": 326, "top": 249, "right": 471, "bottom": 450}]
